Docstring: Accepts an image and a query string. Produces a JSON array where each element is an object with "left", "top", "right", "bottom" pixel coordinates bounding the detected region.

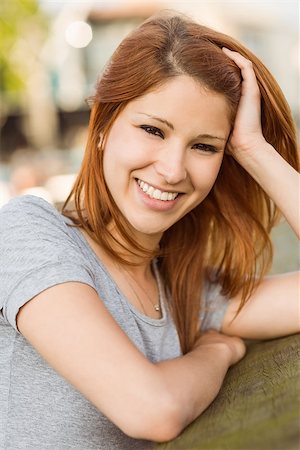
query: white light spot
[{"left": 65, "top": 21, "right": 93, "bottom": 48}]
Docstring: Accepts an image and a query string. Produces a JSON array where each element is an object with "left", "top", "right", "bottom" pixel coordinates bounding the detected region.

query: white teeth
[
  {"left": 153, "top": 189, "right": 161, "bottom": 199},
  {"left": 137, "top": 179, "right": 179, "bottom": 201},
  {"left": 147, "top": 186, "right": 155, "bottom": 197}
]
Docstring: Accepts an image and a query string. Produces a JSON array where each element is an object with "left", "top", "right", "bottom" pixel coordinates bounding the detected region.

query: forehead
[{"left": 124, "top": 76, "right": 231, "bottom": 134}]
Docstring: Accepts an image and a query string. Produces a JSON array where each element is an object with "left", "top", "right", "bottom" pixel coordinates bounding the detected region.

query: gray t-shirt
[{"left": 0, "top": 195, "right": 228, "bottom": 450}]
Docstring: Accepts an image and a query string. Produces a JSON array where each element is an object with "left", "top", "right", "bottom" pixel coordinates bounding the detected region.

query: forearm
[
  {"left": 155, "top": 343, "right": 232, "bottom": 433},
  {"left": 236, "top": 143, "right": 299, "bottom": 239},
  {"left": 222, "top": 271, "right": 300, "bottom": 339}
]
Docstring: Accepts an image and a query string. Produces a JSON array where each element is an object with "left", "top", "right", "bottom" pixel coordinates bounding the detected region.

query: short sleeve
[
  {"left": 200, "top": 278, "right": 229, "bottom": 331},
  {"left": 0, "top": 195, "right": 96, "bottom": 331}
]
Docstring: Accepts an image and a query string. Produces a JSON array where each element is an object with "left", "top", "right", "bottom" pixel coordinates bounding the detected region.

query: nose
[{"left": 154, "top": 143, "right": 187, "bottom": 185}]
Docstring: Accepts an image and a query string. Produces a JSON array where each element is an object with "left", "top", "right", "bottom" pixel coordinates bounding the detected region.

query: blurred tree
[{"left": 0, "top": 0, "right": 48, "bottom": 114}]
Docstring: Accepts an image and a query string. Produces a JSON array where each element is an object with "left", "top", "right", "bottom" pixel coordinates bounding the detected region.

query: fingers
[
  {"left": 221, "top": 47, "right": 265, "bottom": 156},
  {"left": 222, "top": 47, "right": 260, "bottom": 98}
]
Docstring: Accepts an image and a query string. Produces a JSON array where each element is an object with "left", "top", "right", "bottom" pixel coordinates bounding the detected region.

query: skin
[
  {"left": 16, "top": 49, "right": 299, "bottom": 442},
  {"left": 103, "top": 75, "right": 230, "bottom": 247},
  {"left": 86, "top": 75, "right": 231, "bottom": 317}
]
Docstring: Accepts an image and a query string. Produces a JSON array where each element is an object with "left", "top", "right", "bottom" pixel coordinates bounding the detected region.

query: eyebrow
[
  {"left": 138, "top": 113, "right": 174, "bottom": 130},
  {"left": 137, "top": 113, "right": 226, "bottom": 142}
]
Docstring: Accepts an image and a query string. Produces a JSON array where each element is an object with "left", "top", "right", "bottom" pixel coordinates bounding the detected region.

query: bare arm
[
  {"left": 222, "top": 271, "right": 300, "bottom": 339},
  {"left": 17, "top": 282, "right": 245, "bottom": 442},
  {"left": 156, "top": 330, "right": 245, "bottom": 431},
  {"left": 236, "top": 142, "right": 299, "bottom": 239}
]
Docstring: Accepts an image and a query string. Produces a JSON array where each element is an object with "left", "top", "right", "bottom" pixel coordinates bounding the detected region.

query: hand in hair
[
  {"left": 222, "top": 47, "right": 299, "bottom": 239},
  {"left": 220, "top": 48, "right": 299, "bottom": 338},
  {"left": 222, "top": 47, "right": 267, "bottom": 159}
]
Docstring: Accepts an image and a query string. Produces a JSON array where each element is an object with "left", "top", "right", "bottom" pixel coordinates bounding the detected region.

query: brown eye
[
  {"left": 192, "top": 143, "right": 218, "bottom": 154},
  {"left": 140, "top": 125, "right": 164, "bottom": 138}
]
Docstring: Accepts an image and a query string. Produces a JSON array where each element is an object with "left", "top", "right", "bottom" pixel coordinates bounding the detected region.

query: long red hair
[{"left": 63, "top": 12, "right": 299, "bottom": 354}]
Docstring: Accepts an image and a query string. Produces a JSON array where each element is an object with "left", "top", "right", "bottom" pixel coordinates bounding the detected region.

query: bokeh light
[{"left": 65, "top": 21, "right": 93, "bottom": 48}]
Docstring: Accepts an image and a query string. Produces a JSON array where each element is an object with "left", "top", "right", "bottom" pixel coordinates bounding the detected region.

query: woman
[{"left": 0, "top": 11, "right": 299, "bottom": 450}]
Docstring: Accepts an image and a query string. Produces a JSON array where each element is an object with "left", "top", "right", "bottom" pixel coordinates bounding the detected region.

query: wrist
[
  {"left": 230, "top": 141, "right": 274, "bottom": 165},
  {"left": 192, "top": 332, "right": 246, "bottom": 367},
  {"left": 230, "top": 142, "right": 280, "bottom": 182},
  {"left": 191, "top": 341, "right": 233, "bottom": 367}
]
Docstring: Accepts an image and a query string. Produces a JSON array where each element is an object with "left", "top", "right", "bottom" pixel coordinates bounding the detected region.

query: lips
[{"left": 136, "top": 179, "right": 179, "bottom": 201}]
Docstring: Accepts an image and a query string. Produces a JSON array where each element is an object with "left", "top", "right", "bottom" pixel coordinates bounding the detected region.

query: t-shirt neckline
[{"left": 63, "top": 217, "right": 168, "bottom": 326}]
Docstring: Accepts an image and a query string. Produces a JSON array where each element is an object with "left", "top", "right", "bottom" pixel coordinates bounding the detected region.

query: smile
[{"left": 136, "top": 179, "right": 179, "bottom": 201}]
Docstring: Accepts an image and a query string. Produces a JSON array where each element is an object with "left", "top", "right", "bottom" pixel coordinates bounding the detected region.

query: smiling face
[{"left": 102, "top": 75, "right": 231, "bottom": 244}]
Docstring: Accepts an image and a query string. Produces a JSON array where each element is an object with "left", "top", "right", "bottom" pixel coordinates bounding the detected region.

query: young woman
[{"left": 0, "top": 11, "right": 299, "bottom": 450}]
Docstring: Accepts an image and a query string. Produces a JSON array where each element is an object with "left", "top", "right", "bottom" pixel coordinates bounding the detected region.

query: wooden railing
[{"left": 157, "top": 333, "right": 300, "bottom": 450}]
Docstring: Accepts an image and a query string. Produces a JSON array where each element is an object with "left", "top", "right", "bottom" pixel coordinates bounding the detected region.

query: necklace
[{"left": 117, "top": 262, "right": 161, "bottom": 315}]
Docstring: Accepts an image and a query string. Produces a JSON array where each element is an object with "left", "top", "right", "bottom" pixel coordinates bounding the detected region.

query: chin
[
  {"left": 133, "top": 224, "right": 164, "bottom": 236},
  {"left": 128, "top": 219, "right": 167, "bottom": 237}
]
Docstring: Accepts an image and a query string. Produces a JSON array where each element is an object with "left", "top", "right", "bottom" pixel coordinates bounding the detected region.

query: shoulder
[
  {"left": 0, "top": 194, "right": 63, "bottom": 228},
  {"left": 0, "top": 196, "right": 96, "bottom": 329},
  {"left": 0, "top": 194, "right": 75, "bottom": 245},
  {"left": 0, "top": 194, "right": 91, "bottom": 265}
]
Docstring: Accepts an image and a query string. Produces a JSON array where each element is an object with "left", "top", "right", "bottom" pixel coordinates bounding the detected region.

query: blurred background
[{"left": 0, "top": 0, "right": 299, "bottom": 272}]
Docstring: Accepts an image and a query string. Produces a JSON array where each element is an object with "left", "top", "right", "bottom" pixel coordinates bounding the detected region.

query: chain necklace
[{"left": 117, "top": 262, "right": 161, "bottom": 315}]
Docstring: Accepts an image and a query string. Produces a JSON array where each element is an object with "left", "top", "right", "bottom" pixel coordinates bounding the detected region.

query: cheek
[
  {"left": 104, "top": 130, "right": 151, "bottom": 172},
  {"left": 102, "top": 140, "right": 131, "bottom": 179},
  {"left": 191, "top": 157, "right": 224, "bottom": 193}
]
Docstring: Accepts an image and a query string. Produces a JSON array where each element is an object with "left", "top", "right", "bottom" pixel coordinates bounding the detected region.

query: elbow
[
  {"left": 144, "top": 397, "right": 183, "bottom": 442},
  {"left": 121, "top": 393, "right": 183, "bottom": 443}
]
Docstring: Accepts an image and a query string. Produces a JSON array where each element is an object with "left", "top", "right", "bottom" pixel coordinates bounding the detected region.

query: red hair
[{"left": 63, "top": 12, "right": 299, "bottom": 353}]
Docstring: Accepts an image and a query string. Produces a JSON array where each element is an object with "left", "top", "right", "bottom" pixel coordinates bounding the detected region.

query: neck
[
  {"left": 106, "top": 221, "right": 162, "bottom": 269},
  {"left": 81, "top": 223, "right": 161, "bottom": 280}
]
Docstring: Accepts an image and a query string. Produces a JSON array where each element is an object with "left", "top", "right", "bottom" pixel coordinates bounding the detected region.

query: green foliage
[{"left": 0, "top": 0, "right": 48, "bottom": 107}]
